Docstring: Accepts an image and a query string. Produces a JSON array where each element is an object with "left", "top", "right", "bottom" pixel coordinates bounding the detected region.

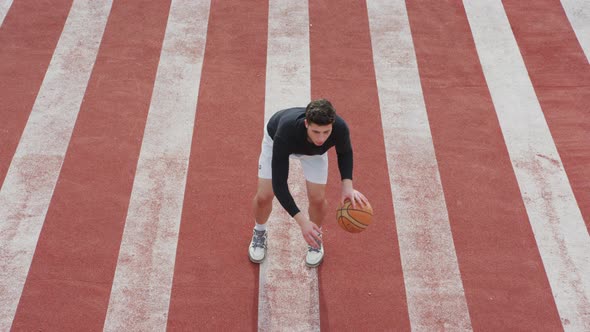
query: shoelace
[
  {"left": 308, "top": 233, "right": 323, "bottom": 253},
  {"left": 308, "top": 243, "right": 322, "bottom": 253},
  {"left": 252, "top": 230, "right": 267, "bottom": 249}
]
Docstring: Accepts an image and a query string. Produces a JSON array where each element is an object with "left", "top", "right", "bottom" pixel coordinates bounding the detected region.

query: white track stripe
[
  {"left": 263, "top": 0, "right": 311, "bottom": 121},
  {"left": 0, "top": 1, "right": 112, "bottom": 330},
  {"left": 0, "top": 0, "right": 12, "bottom": 27},
  {"left": 102, "top": 1, "right": 210, "bottom": 331},
  {"left": 464, "top": 1, "right": 590, "bottom": 330},
  {"left": 366, "top": 1, "right": 473, "bottom": 330},
  {"left": 258, "top": 0, "right": 319, "bottom": 331},
  {"left": 561, "top": 0, "right": 590, "bottom": 62}
]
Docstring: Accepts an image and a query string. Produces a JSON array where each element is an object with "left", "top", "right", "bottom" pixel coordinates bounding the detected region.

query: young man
[{"left": 249, "top": 99, "right": 367, "bottom": 267}]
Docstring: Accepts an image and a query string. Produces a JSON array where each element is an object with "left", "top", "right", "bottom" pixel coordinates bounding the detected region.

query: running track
[{"left": 0, "top": 0, "right": 588, "bottom": 331}]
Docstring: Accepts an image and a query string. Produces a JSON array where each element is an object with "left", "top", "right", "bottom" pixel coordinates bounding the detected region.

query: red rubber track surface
[
  {"left": 310, "top": 1, "right": 411, "bottom": 330},
  {"left": 406, "top": 1, "right": 563, "bottom": 330},
  {"left": 11, "top": 1, "right": 170, "bottom": 330},
  {"left": 503, "top": 0, "right": 590, "bottom": 232},
  {"left": 0, "top": 0, "right": 73, "bottom": 188},
  {"left": 166, "top": 1, "right": 267, "bottom": 330}
]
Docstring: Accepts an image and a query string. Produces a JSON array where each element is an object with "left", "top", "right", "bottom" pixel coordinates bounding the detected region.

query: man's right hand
[{"left": 294, "top": 213, "right": 322, "bottom": 248}]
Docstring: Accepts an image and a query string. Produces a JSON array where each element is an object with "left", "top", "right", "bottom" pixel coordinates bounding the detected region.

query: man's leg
[
  {"left": 249, "top": 178, "right": 273, "bottom": 263},
  {"left": 305, "top": 181, "right": 327, "bottom": 267},
  {"left": 306, "top": 181, "right": 327, "bottom": 227},
  {"left": 252, "top": 178, "right": 274, "bottom": 224}
]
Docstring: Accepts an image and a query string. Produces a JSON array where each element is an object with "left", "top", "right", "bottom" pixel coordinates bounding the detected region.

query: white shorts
[{"left": 258, "top": 127, "right": 328, "bottom": 184}]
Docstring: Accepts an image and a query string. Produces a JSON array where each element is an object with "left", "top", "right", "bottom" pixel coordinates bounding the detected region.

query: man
[{"left": 249, "top": 99, "right": 367, "bottom": 267}]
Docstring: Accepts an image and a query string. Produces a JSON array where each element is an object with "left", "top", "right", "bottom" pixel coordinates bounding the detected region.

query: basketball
[{"left": 337, "top": 199, "right": 373, "bottom": 233}]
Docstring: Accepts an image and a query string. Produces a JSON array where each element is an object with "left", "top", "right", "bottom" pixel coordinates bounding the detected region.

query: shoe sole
[
  {"left": 249, "top": 255, "right": 265, "bottom": 264},
  {"left": 249, "top": 250, "right": 266, "bottom": 264},
  {"left": 305, "top": 256, "right": 324, "bottom": 268}
]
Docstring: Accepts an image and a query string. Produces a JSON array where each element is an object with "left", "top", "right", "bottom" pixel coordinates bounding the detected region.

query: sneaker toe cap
[
  {"left": 249, "top": 247, "right": 265, "bottom": 262},
  {"left": 305, "top": 251, "right": 324, "bottom": 266}
]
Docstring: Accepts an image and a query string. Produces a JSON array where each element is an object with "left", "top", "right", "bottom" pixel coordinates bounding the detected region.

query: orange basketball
[{"left": 337, "top": 199, "right": 373, "bottom": 233}]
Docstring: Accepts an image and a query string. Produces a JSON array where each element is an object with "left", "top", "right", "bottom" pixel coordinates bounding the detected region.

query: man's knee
[
  {"left": 307, "top": 188, "right": 327, "bottom": 206},
  {"left": 255, "top": 179, "right": 274, "bottom": 206},
  {"left": 255, "top": 191, "right": 274, "bottom": 206}
]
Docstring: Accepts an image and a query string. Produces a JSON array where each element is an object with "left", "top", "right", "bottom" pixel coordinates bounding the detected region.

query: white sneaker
[
  {"left": 248, "top": 229, "right": 267, "bottom": 263},
  {"left": 305, "top": 242, "right": 324, "bottom": 268}
]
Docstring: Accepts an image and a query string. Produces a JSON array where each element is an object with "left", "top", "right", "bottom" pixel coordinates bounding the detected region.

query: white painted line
[
  {"left": 264, "top": 0, "right": 311, "bottom": 121},
  {"left": 0, "top": 1, "right": 112, "bottom": 330},
  {"left": 366, "top": 1, "right": 473, "bottom": 331},
  {"left": 561, "top": 0, "right": 590, "bottom": 62},
  {"left": 0, "top": 0, "right": 12, "bottom": 27},
  {"left": 464, "top": 1, "right": 590, "bottom": 330},
  {"left": 258, "top": 0, "right": 319, "bottom": 331},
  {"left": 102, "top": 0, "right": 210, "bottom": 331}
]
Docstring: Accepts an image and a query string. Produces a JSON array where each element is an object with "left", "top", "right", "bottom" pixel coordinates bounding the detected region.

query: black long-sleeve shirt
[{"left": 267, "top": 107, "right": 353, "bottom": 217}]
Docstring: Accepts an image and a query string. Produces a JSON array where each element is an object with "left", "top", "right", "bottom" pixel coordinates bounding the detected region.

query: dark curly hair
[{"left": 305, "top": 99, "right": 336, "bottom": 125}]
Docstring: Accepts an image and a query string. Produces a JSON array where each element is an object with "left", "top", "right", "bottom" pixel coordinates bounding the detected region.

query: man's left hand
[{"left": 341, "top": 180, "right": 369, "bottom": 208}]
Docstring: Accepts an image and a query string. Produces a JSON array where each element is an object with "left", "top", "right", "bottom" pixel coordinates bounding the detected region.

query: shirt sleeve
[
  {"left": 271, "top": 137, "right": 301, "bottom": 217},
  {"left": 335, "top": 124, "right": 353, "bottom": 180}
]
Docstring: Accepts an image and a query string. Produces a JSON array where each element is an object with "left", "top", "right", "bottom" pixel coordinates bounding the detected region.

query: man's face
[{"left": 305, "top": 120, "right": 333, "bottom": 146}]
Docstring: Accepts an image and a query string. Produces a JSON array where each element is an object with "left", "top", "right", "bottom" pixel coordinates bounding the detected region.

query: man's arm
[
  {"left": 271, "top": 139, "right": 322, "bottom": 248},
  {"left": 335, "top": 119, "right": 353, "bottom": 181},
  {"left": 271, "top": 139, "right": 300, "bottom": 217},
  {"left": 335, "top": 123, "right": 368, "bottom": 207}
]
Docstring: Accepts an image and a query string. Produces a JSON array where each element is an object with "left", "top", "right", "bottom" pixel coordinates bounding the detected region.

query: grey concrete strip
[
  {"left": 0, "top": 1, "right": 112, "bottom": 330},
  {"left": 102, "top": 0, "right": 211, "bottom": 331},
  {"left": 561, "top": 0, "right": 590, "bottom": 62},
  {"left": 464, "top": 1, "right": 590, "bottom": 330},
  {"left": 0, "top": 0, "right": 13, "bottom": 27},
  {"left": 258, "top": 0, "right": 319, "bottom": 331},
  {"left": 367, "top": 1, "right": 473, "bottom": 330}
]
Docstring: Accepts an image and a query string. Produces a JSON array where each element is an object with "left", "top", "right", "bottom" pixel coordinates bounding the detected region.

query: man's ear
[{"left": 304, "top": 119, "right": 308, "bottom": 128}]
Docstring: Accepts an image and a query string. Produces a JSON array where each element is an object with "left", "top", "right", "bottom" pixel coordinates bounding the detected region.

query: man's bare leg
[
  {"left": 252, "top": 178, "right": 274, "bottom": 224},
  {"left": 306, "top": 181, "right": 327, "bottom": 228},
  {"left": 249, "top": 178, "right": 274, "bottom": 263},
  {"left": 305, "top": 181, "right": 327, "bottom": 267}
]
